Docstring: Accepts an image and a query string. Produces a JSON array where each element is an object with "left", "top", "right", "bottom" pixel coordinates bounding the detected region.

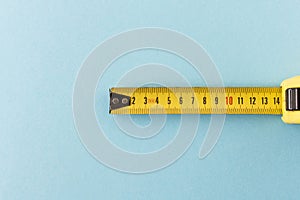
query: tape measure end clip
[{"left": 109, "top": 89, "right": 131, "bottom": 113}]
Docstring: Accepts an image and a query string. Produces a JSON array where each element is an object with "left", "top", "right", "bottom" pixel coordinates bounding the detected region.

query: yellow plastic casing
[{"left": 281, "top": 76, "right": 300, "bottom": 124}]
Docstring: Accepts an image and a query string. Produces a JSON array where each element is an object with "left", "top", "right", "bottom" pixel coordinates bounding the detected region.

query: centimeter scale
[{"left": 109, "top": 76, "right": 300, "bottom": 124}]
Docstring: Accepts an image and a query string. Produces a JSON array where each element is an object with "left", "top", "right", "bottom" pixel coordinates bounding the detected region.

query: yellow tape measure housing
[{"left": 281, "top": 76, "right": 300, "bottom": 124}]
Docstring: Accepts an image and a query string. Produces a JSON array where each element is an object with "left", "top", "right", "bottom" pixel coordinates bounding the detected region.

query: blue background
[{"left": 1, "top": 1, "right": 300, "bottom": 199}]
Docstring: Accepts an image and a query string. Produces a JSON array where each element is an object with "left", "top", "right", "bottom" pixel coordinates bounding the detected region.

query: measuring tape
[{"left": 109, "top": 76, "right": 300, "bottom": 124}]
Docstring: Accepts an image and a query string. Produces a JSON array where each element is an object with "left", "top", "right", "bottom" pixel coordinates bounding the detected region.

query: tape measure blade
[{"left": 109, "top": 87, "right": 282, "bottom": 115}]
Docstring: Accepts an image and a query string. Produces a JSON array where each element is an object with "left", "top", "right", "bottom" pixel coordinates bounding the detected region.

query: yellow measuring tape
[{"left": 109, "top": 76, "right": 300, "bottom": 124}]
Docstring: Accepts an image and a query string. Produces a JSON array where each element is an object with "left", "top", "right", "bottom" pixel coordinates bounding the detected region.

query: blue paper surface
[{"left": 1, "top": 1, "right": 300, "bottom": 199}]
